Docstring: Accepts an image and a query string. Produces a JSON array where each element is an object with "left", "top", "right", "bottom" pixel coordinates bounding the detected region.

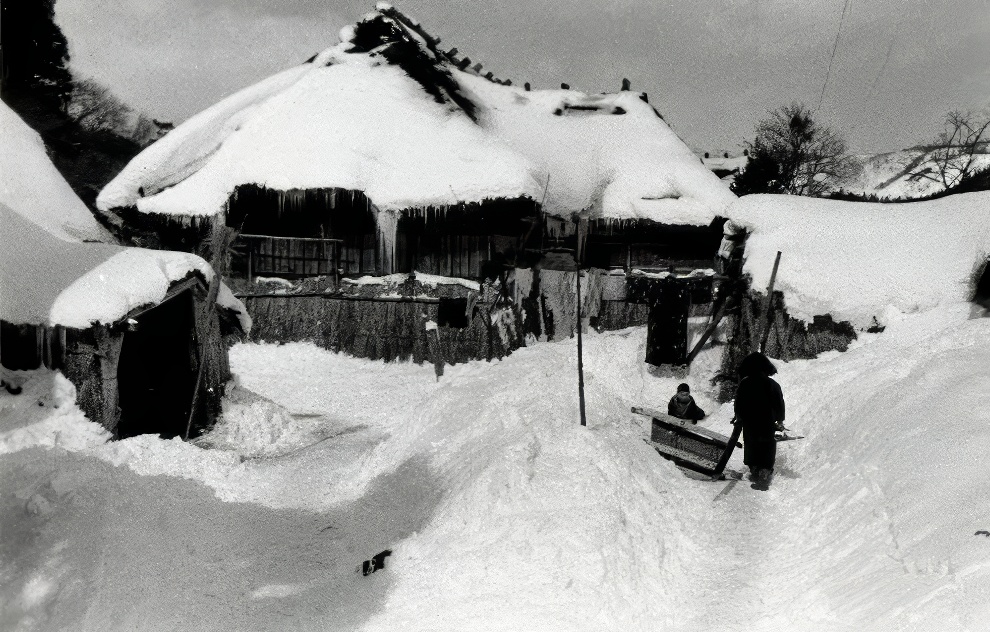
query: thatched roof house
[
  {"left": 97, "top": 6, "right": 734, "bottom": 281},
  {"left": 0, "top": 103, "right": 247, "bottom": 439}
]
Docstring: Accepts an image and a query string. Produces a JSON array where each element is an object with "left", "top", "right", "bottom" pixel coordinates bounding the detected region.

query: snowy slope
[
  {"left": 0, "top": 102, "right": 113, "bottom": 243},
  {"left": 97, "top": 9, "right": 733, "bottom": 227},
  {"left": 729, "top": 192, "right": 990, "bottom": 327},
  {"left": 2, "top": 306, "right": 989, "bottom": 630}
]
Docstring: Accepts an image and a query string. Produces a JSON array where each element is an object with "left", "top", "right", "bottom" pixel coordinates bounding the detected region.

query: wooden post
[
  {"left": 185, "top": 275, "right": 220, "bottom": 440},
  {"left": 759, "top": 252, "right": 782, "bottom": 354},
  {"left": 576, "top": 218, "right": 588, "bottom": 427},
  {"left": 576, "top": 268, "right": 587, "bottom": 427}
]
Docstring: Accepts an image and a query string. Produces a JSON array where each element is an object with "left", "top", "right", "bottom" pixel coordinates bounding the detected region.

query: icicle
[{"left": 374, "top": 207, "right": 399, "bottom": 274}]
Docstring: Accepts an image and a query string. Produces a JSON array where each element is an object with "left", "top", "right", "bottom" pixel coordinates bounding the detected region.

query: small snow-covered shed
[
  {"left": 97, "top": 6, "right": 734, "bottom": 282},
  {"left": 0, "top": 103, "right": 247, "bottom": 438}
]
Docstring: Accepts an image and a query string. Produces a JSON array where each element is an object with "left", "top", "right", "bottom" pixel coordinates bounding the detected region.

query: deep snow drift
[{"left": 3, "top": 302, "right": 989, "bottom": 631}]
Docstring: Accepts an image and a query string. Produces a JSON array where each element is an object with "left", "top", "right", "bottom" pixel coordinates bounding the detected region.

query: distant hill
[
  {"left": 699, "top": 146, "right": 990, "bottom": 200},
  {"left": 835, "top": 146, "right": 990, "bottom": 200}
]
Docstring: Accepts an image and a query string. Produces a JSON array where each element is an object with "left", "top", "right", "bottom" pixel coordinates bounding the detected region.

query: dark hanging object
[
  {"left": 645, "top": 279, "right": 690, "bottom": 366},
  {"left": 524, "top": 82, "right": 531, "bottom": 91}
]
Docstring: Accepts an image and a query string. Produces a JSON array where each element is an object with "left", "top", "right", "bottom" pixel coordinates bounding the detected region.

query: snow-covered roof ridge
[
  {"left": 1, "top": 102, "right": 113, "bottom": 243},
  {"left": 97, "top": 6, "right": 732, "bottom": 226},
  {"left": 729, "top": 192, "right": 990, "bottom": 327}
]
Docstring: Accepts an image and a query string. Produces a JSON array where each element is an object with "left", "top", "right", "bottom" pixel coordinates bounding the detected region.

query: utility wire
[{"left": 817, "top": 0, "right": 853, "bottom": 112}]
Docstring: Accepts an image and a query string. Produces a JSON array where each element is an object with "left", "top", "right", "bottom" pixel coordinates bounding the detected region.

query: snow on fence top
[
  {"left": 1, "top": 103, "right": 113, "bottom": 243},
  {"left": 97, "top": 8, "right": 733, "bottom": 227},
  {"left": 729, "top": 192, "right": 990, "bottom": 327},
  {"left": 0, "top": 203, "right": 214, "bottom": 329}
]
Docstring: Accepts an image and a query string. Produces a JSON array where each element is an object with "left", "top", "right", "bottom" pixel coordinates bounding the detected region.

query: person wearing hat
[
  {"left": 734, "top": 351, "right": 786, "bottom": 491},
  {"left": 667, "top": 383, "right": 706, "bottom": 423}
]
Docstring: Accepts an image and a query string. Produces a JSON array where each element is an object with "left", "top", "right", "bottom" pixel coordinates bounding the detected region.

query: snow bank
[
  {"left": 0, "top": 371, "right": 110, "bottom": 454},
  {"left": 0, "top": 102, "right": 112, "bottom": 243},
  {"left": 0, "top": 204, "right": 213, "bottom": 327},
  {"left": 461, "top": 73, "right": 736, "bottom": 224},
  {"left": 730, "top": 192, "right": 990, "bottom": 327}
]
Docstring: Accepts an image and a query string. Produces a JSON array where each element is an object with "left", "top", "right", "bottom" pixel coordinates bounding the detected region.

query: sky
[{"left": 56, "top": 0, "right": 990, "bottom": 155}]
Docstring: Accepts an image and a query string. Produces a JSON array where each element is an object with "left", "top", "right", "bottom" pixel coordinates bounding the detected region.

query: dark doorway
[{"left": 116, "top": 290, "right": 198, "bottom": 439}]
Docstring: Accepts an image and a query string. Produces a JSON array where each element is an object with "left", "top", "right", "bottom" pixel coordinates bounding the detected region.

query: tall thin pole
[
  {"left": 576, "top": 266, "right": 587, "bottom": 427},
  {"left": 575, "top": 218, "right": 587, "bottom": 427}
]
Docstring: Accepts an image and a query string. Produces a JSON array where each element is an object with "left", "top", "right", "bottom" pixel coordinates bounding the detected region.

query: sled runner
[{"left": 632, "top": 406, "right": 742, "bottom": 479}]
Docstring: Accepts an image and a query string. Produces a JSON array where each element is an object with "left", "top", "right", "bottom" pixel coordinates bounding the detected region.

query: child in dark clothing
[{"left": 667, "top": 383, "right": 706, "bottom": 423}]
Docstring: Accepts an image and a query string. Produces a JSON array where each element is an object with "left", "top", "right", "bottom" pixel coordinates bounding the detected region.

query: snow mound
[
  {"left": 196, "top": 386, "right": 335, "bottom": 459},
  {"left": 0, "top": 102, "right": 113, "bottom": 243},
  {"left": 0, "top": 371, "right": 110, "bottom": 454},
  {"left": 729, "top": 192, "right": 990, "bottom": 327}
]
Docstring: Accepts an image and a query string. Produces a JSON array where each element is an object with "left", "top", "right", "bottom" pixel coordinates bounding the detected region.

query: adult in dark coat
[{"left": 734, "top": 352, "right": 785, "bottom": 489}]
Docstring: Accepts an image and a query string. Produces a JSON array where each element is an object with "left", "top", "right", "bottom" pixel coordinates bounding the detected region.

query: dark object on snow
[
  {"left": 975, "top": 530, "right": 990, "bottom": 537},
  {"left": 437, "top": 297, "right": 469, "bottom": 328},
  {"left": 362, "top": 549, "right": 393, "bottom": 575},
  {"left": 734, "top": 352, "right": 785, "bottom": 485}
]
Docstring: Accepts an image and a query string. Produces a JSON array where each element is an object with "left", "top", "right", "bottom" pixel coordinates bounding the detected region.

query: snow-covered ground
[{"left": 3, "top": 301, "right": 988, "bottom": 631}]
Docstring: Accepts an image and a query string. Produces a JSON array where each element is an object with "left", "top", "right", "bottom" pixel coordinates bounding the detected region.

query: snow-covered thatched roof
[
  {"left": 98, "top": 7, "right": 733, "bottom": 226},
  {"left": 0, "top": 202, "right": 216, "bottom": 329},
  {"left": 728, "top": 192, "right": 990, "bottom": 327},
  {"left": 0, "top": 102, "right": 113, "bottom": 242}
]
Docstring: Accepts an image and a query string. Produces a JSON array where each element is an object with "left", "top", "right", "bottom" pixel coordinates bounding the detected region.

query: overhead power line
[{"left": 817, "top": 0, "right": 853, "bottom": 112}]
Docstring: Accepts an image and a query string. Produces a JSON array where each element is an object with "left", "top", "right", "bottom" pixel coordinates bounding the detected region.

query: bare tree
[
  {"left": 733, "top": 103, "right": 857, "bottom": 197},
  {"left": 67, "top": 78, "right": 161, "bottom": 145},
  {"left": 910, "top": 110, "right": 990, "bottom": 190}
]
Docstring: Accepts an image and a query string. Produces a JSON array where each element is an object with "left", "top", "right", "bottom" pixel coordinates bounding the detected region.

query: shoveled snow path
[{"left": 3, "top": 307, "right": 989, "bottom": 630}]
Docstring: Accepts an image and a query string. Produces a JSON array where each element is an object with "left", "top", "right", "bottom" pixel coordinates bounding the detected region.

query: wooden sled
[{"left": 632, "top": 406, "right": 743, "bottom": 480}]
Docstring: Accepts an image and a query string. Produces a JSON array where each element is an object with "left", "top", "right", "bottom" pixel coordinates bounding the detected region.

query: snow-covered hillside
[
  {"left": 838, "top": 147, "right": 990, "bottom": 199},
  {"left": 3, "top": 299, "right": 988, "bottom": 630}
]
